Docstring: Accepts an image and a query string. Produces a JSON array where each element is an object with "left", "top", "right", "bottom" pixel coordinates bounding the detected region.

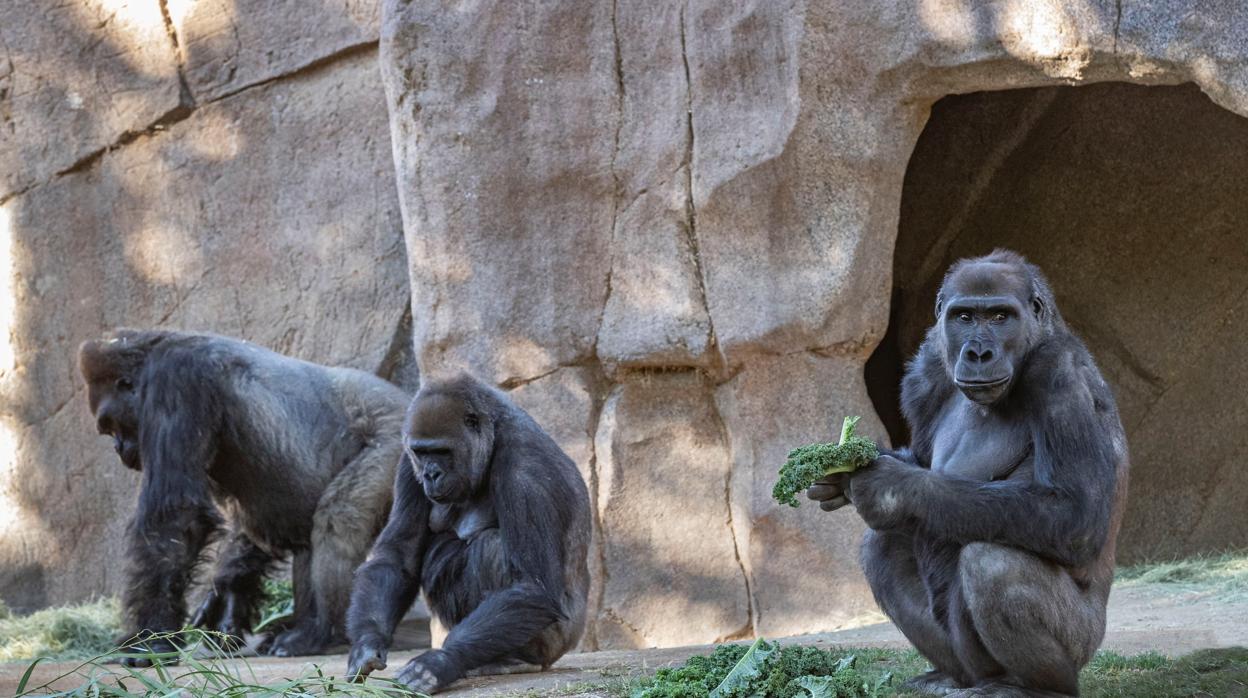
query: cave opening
[{"left": 866, "top": 82, "right": 1248, "bottom": 561}]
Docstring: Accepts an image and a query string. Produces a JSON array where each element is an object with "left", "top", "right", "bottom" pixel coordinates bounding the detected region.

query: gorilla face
[
  {"left": 404, "top": 391, "right": 492, "bottom": 504},
  {"left": 937, "top": 261, "right": 1043, "bottom": 406},
  {"left": 89, "top": 376, "right": 142, "bottom": 470},
  {"left": 79, "top": 337, "right": 146, "bottom": 471}
]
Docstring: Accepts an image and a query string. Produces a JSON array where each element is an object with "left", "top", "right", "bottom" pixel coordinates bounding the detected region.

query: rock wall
[
  {"left": 380, "top": 0, "right": 1248, "bottom": 647},
  {"left": 0, "top": 0, "right": 413, "bottom": 612}
]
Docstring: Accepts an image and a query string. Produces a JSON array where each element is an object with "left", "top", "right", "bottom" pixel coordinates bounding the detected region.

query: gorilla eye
[
  {"left": 463, "top": 413, "right": 480, "bottom": 430},
  {"left": 115, "top": 378, "right": 135, "bottom": 392},
  {"left": 957, "top": 312, "right": 973, "bottom": 323},
  {"left": 990, "top": 312, "right": 1008, "bottom": 323}
]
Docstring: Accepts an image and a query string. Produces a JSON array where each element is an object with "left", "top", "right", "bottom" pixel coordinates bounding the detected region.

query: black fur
[
  {"left": 841, "top": 251, "right": 1129, "bottom": 696},
  {"left": 346, "top": 374, "right": 591, "bottom": 695},
  {"left": 79, "top": 329, "right": 408, "bottom": 664}
]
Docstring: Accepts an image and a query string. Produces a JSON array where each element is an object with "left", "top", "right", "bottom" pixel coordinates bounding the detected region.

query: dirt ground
[{"left": 4, "top": 582, "right": 1245, "bottom": 697}]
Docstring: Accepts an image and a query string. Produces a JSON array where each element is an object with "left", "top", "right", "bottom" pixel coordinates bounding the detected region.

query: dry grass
[
  {"left": 0, "top": 600, "right": 121, "bottom": 663},
  {"left": 1117, "top": 551, "right": 1248, "bottom": 601}
]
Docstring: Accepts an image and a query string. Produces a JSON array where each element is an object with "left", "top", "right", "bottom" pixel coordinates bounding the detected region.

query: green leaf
[
  {"left": 14, "top": 656, "right": 41, "bottom": 695},
  {"left": 709, "top": 638, "right": 776, "bottom": 698},
  {"left": 794, "top": 674, "right": 838, "bottom": 698}
]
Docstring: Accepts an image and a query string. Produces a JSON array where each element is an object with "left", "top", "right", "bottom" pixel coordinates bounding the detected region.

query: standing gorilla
[
  {"left": 809, "top": 250, "right": 1129, "bottom": 697},
  {"left": 79, "top": 329, "right": 409, "bottom": 663},
  {"left": 346, "top": 374, "right": 591, "bottom": 695}
]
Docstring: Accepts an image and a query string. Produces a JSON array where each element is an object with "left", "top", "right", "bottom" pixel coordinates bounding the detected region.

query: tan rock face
[
  {"left": 0, "top": 51, "right": 409, "bottom": 611},
  {"left": 382, "top": 0, "right": 1248, "bottom": 646},
  {"left": 166, "top": 0, "right": 379, "bottom": 101},
  {"left": 0, "top": 0, "right": 183, "bottom": 199},
  {"left": 594, "top": 372, "right": 749, "bottom": 648},
  {"left": 380, "top": 0, "right": 617, "bottom": 386}
]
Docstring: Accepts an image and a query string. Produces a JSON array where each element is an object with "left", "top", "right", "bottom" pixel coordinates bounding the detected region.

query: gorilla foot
[
  {"left": 396, "top": 649, "right": 462, "bottom": 694},
  {"left": 904, "top": 670, "right": 965, "bottom": 695},
  {"left": 267, "top": 626, "right": 334, "bottom": 657},
  {"left": 115, "top": 636, "right": 180, "bottom": 668}
]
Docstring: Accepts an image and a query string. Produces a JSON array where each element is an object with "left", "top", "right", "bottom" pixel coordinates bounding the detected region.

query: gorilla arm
[
  {"left": 122, "top": 386, "right": 224, "bottom": 664},
  {"left": 850, "top": 352, "right": 1120, "bottom": 569},
  {"left": 346, "top": 458, "right": 430, "bottom": 680}
]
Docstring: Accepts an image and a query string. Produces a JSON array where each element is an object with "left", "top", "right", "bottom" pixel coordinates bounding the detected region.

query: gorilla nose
[
  {"left": 423, "top": 463, "right": 444, "bottom": 483},
  {"left": 97, "top": 414, "right": 116, "bottom": 435},
  {"left": 963, "top": 342, "right": 994, "bottom": 364}
]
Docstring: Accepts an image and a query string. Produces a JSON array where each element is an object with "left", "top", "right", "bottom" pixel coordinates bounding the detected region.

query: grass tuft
[
  {"left": 0, "top": 600, "right": 122, "bottom": 662},
  {"left": 1117, "top": 551, "right": 1248, "bottom": 600},
  {"left": 14, "top": 629, "right": 416, "bottom": 697}
]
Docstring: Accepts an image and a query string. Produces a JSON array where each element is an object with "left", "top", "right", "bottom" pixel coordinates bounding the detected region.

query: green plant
[
  {"left": 632, "top": 640, "right": 908, "bottom": 698},
  {"left": 254, "top": 577, "right": 295, "bottom": 632}
]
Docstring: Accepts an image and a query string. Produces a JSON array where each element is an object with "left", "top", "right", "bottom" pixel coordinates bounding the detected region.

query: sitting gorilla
[
  {"left": 810, "top": 250, "right": 1129, "bottom": 697},
  {"left": 346, "top": 373, "right": 591, "bottom": 694},
  {"left": 79, "top": 329, "right": 409, "bottom": 663}
]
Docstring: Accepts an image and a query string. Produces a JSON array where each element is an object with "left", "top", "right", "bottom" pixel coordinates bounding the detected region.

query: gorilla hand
[
  {"left": 117, "top": 632, "right": 179, "bottom": 668},
  {"left": 847, "top": 454, "right": 922, "bottom": 530},
  {"left": 189, "top": 589, "right": 248, "bottom": 650},
  {"left": 189, "top": 589, "right": 223, "bottom": 630},
  {"left": 806, "top": 472, "right": 851, "bottom": 512},
  {"left": 347, "top": 635, "right": 388, "bottom": 682},
  {"left": 396, "top": 649, "right": 462, "bottom": 694}
]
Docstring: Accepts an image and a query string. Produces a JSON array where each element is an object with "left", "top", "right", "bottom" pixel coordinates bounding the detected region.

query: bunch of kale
[
  {"left": 772, "top": 416, "right": 878, "bottom": 508},
  {"left": 632, "top": 638, "right": 891, "bottom": 698}
]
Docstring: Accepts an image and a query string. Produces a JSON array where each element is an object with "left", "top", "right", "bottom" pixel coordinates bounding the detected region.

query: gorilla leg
[
  {"left": 270, "top": 444, "right": 395, "bottom": 656},
  {"left": 269, "top": 550, "right": 318, "bottom": 655},
  {"left": 861, "top": 529, "right": 969, "bottom": 688},
  {"left": 311, "top": 443, "right": 397, "bottom": 640},
  {"left": 956, "top": 543, "right": 1105, "bottom": 696}
]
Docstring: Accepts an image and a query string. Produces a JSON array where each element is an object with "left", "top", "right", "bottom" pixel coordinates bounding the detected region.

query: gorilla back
[
  {"left": 347, "top": 373, "right": 591, "bottom": 694},
  {"left": 79, "top": 329, "right": 410, "bottom": 662}
]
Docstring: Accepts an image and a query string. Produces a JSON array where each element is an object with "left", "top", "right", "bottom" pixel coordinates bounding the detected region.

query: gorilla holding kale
[
  {"left": 79, "top": 329, "right": 409, "bottom": 662},
  {"left": 808, "top": 250, "right": 1129, "bottom": 697}
]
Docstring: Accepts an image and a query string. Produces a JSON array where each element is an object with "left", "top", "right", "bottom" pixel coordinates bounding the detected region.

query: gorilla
[
  {"left": 78, "top": 329, "right": 409, "bottom": 663},
  {"left": 809, "top": 250, "right": 1129, "bottom": 697},
  {"left": 346, "top": 373, "right": 591, "bottom": 694}
]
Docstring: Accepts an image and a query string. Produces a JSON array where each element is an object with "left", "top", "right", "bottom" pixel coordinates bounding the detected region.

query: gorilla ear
[
  {"left": 934, "top": 291, "right": 945, "bottom": 320},
  {"left": 1031, "top": 296, "right": 1045, "bottom": 318}
]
